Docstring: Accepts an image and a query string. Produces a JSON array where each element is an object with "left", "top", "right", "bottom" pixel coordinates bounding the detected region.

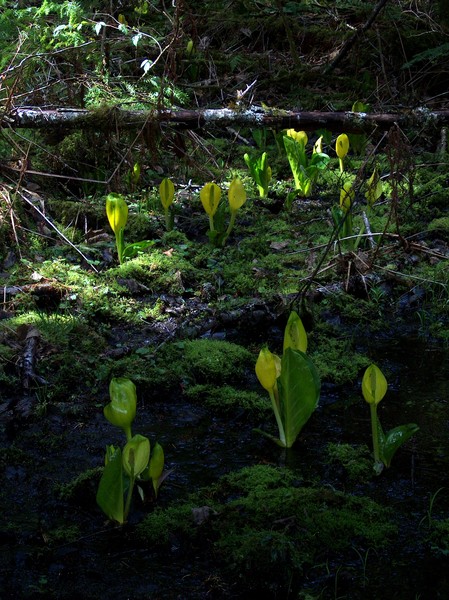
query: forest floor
[{"left": 1, "top": 136, "right": 449, "bottom": 598}]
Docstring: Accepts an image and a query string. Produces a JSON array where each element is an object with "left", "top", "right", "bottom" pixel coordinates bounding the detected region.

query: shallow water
[{"left": 1, "top": 335, "right": 449, "bottom": 598}]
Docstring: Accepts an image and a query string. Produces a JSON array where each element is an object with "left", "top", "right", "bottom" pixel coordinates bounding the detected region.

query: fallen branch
[
  {"left": 20, "top": 326, "right": 44, "bottom": 391},
  {"left": 6, "top": 105, "right": 449, "bottom": 134}
]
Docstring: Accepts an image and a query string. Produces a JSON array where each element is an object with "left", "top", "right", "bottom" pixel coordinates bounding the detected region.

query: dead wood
[{"left": 5, "top": 106, "right": 449, "bottom": 134}]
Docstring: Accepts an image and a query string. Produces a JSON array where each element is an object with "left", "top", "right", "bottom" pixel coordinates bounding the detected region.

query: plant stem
[
  {"left": 124, "top": 425, "right": 132, "bottom": 442},
  {"left": 222, "top": 210, "right": 237, "bottom": 246},
  {"left": 123, "top": 476, "right": 135, "bottom": 521},
  {"left": 269, "top": 387, "right": 286, "bottom": 447},
  {"left": 116, "top": 228, "right": 125, "bottom": 264},
  {"left": 209, "top": 214, "right": 215, "bottom": 232},
  {"left": 339, "top": 158, "right": 344, "bottom": 173},
  {"left": 370, "top": 403, "right": 380, "bottom": 463},
  {"left": 164, "top": 207, "right": 171, "bottom": 231}
]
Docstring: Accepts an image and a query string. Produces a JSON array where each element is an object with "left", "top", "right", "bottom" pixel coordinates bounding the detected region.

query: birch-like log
[{"left": 4, "top": 106, "right": 449, "bottom": 134}]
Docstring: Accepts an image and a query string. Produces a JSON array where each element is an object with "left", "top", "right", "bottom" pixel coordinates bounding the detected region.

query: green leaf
[
  {"left": 121, "top": 240, "right": 155, "bottom": 261},
  {"left": 378, "top": 420, "right": 419, "bottom": 468},
  {"left": 96, "top": 446, "right": 124, "bottom": 524},
  {"left": 278, "top": 347, "right": 320, "bottom": 448}
]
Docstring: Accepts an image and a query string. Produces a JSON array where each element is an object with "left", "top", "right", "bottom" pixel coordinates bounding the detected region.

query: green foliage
[
  {"left": 283, "top": 130, "right": 330, "bottom": 198},
  {"left": 362, "top": 364, "right": 419, "bottom": 474},
  {"left": 244, "top": 152, "right": 272, "bottom": 198},
  {"left": 255, "top": 312, "right": 320, "bottom": 447},
  {"left": 105, "top": 193, "right": 155, "bottom": 264},
  {"left": 97, "top": 377, "right": 165, "bottom": 523}
]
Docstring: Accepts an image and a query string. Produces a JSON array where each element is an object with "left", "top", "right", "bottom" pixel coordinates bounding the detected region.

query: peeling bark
[{"left": 5, "top": 106, "right": 449, "bottom": 134}]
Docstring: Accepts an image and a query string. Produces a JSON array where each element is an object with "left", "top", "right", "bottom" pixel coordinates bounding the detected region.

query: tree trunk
[{"left": 4, "top": 106, "right": 449, "bottom": 134}]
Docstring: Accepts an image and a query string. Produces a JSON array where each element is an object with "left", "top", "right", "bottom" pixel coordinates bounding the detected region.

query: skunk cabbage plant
[
  {"left": 332, "top": 182, "right": 355, "bottom": 251},
  {"left": 106, "top": 193, "right": 128, "bottom": 264},
  {"left": 365, "top": 168, "right": 383, "bottom": 208},
  {"left": 200, "top": 182, "right": 222, "bottom": 232},
  {"left": 283, "top": 130, "right": 329, "bottom": 198},
  {"left": 335, "top": 134, "right": 349, "bottom": 173},
  {"left": 159, "top": 177, "right": 175, "bottom": 230},
  {"left": 105, "top": 193, "right": 154, "bottom": 263},
  {"left": 244, "top": 151, "right": 272, "bottom": 198},
  {"left": 255, "top": 311, "right": 320, "bottom": 448},
  {"left": 104, "top": 377, "right": 137, "bottom": 441},
  {"left": 362, "top": 364, "right": 419, "bottom": 474},
  {"left": 222, "top": 178, "right": 247, "bottom": 245},
  {"left": 96, "top": 378, "right": 165, "bottom": 523}
]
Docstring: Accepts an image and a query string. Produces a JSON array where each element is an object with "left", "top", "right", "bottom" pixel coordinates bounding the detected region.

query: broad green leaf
[
  {"left": 96, "top": 446, "right": 124, "bottom": 524},
  {"left": 352, "top": 100, "right": 369, "bottom": 113},
  {"left": 378, "top": 420, "right": 419, "bottom": 467},
  {"left": 121, "top": 240, "right": 155, "bottom": 261},
  {"left": 309, "top": 152, "right": 330, "bottom": 169},
  {"left": 278, "top": 347, "right": 320, "bottom": 448},
  {"left": 362, "top": 364, "right": 388, "bottom": 405},
  {"left": 283, "top": 311, "right": 307, "bottom": 353}
]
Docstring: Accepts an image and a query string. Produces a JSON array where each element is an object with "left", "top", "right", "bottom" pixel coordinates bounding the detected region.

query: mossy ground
[{"left": 136, "top": 464, "right": 397, "bottom": 596}]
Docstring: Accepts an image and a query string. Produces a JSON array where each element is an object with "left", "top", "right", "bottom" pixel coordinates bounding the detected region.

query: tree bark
[{"left": 3, "top": 105, "right": 449, "bottom": 134}]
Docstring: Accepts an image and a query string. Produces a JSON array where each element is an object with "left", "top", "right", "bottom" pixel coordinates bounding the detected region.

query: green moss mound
[{"left": 137, "top": 465, "right": 397, "bottom": 595}]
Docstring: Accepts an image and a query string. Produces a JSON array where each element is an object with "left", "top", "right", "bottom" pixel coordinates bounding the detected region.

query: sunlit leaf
[
  {"left": 378, "top": 419, "right": 419, "bottom": 467},
  {"left": 278, "top": 348, "right": 320, "bottom": 448}
]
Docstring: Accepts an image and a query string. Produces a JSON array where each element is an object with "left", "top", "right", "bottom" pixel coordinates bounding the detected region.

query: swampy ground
[
  {"left": 2, "top": 3, "right": 449, "bottom": 598},
  {"left": 1, "top": 150, "right": 449, "bottom": 599}
]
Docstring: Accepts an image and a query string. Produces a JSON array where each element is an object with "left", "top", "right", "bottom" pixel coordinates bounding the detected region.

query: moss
[
  {"left": 310, "top": 336, "right": 370, "bottom": 385},
  {"left": 107, "top": 249, "right": 201, "bottom": 295},
  {"left": 185, "top": 384, "right": 269, "bottom": 417},
  {"left": 55, "top": 467, "right": 102, "bottom": 503},
  {"left": 159, "top": 339, "right": 254, "bottom": 386},
  {"left": 45, "top": 524, "right": 82, "bottom": 546},
  {"left": 427, "top": 216, "right": 449, "bottom": 234},
  {"left": 326, "top": 442, "right": 373, "bottom": 481},
  {"left": 137, "top": 465, "right": 397, "bottom": 595}
]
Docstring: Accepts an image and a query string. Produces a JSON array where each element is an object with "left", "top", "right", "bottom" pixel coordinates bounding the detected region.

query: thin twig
[{"left": 17, "top": 189, "right": 100, "bottom": 273}]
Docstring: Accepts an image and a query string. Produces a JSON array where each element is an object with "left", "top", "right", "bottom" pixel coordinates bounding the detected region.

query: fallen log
[{"left": 4, "top": 105, "right": 449, "bottom": 134}]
